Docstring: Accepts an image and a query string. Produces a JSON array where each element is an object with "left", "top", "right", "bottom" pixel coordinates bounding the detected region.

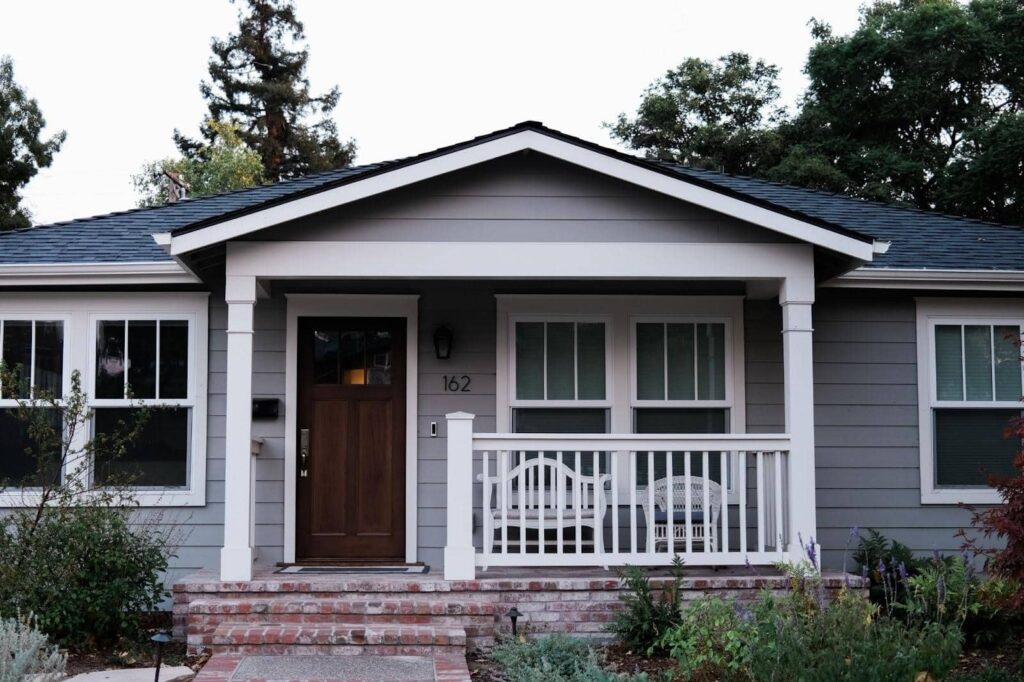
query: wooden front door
[{"left": 296, "top": 317, "right": 406, "bottom": 561}]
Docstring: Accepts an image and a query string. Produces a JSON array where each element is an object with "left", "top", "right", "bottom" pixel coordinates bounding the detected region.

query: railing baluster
[
  {"left": 538, "top": 453, "right": 545, "bottom": 556},
  {"left": 575, "top": 451, "right": 582, "bottom": 554},
  {"left": 774, "top": 449, "right": 784, "bottom": 555},
  {"left": 500, "top": 450, "right": 508, "bottom": 555},
  {"left": 646, "top": 451, "right": 655, "bottom": 554},
  {"left": 611, "top": 450, "right": 619, "bottom": 554},
  {"left": 482, "top": 451, "right": 491, "bottom": 559},
  {"left": 702, "top": 451, "right": 711, "bottom": 555},
  {"left": 556, "top": 451, "right": 564, "bottom": 555},
  {"left": 756, "top": 451, "right": 765, "bottom": 553},
  {"left": 629, "top": 452, "right": 637, "bottom": 553},
  {"left": 720, "top": 450, "right": 729, "bottom": 554},
  {"left": 518, "top": 451, "right": 526, "bottom": 554},
  {"left": 684, "top": 451, "right": 693, "bottom": 555},
  {"left": 739, "top": 450, "right": 747, "bottom": 555},
  {"left": 665, "top": 450, "right": 674, "bottom": 557}
]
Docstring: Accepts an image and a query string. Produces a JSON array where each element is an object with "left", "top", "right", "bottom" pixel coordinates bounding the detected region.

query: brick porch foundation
[{"left": 175, "top": 567, "right": 865, "bottom": 656}]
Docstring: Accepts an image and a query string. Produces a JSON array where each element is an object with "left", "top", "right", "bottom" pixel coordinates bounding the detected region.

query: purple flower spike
[
  {"left": 806, "top": 538, "right": 819, "bottom": 570},
  {"left": 849, "top": 526, "right": 861, "bottom": 539},
  {"left": 937, "top": 576, "right": 947, "bottom": 603},
  {"left": 897, "top": 562, "right": 909, "bottom": 582}
]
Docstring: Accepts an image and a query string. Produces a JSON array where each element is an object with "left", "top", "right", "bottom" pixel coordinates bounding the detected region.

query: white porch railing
[{"left": 443, "top": 412, "right": 793, "bottom": 579}]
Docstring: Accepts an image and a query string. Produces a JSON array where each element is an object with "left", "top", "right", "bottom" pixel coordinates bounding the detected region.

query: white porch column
[
  {"left": 444, "top": 412, "right": 476, "bottom": 580},
  {"left": 220, "top": 275, "right": 257, "bottom": 581},
  {"left": 780, "top": 277, "right": 819, "bottom": 562}
]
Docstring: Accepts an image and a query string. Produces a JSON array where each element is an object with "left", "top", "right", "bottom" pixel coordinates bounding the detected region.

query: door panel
[{"left": 297, "top": 317, "right": 406, "bottom": 560}]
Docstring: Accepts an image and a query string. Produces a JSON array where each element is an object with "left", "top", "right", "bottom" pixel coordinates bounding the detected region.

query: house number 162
[{"left": 443, "top": 375, "right": 472, "bottom": 392}]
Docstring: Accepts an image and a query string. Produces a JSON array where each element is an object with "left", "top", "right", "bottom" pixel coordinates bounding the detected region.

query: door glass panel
[
  {"left": 366, "top": 329, "right": 393, "bottom": 385},
  {"left": 127, "top": 320, "right": 157, "bottom": 399},
  {"left": 96, "top": 321, "right": 126, "bottom": 399},
  {"left": 2, "top": 321, "right": 32, "bottom": 398}
]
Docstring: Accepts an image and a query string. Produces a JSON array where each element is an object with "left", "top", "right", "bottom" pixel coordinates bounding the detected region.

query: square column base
[
  {"left": 220, "top": 546, "right": 254, "bottom": 581},
  {"left": 443, "top": 546, "right": 476, "bottom": 580}
]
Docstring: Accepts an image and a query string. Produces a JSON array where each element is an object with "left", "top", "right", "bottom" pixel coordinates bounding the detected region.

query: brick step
[
  {"left": 204, "top": 622, "right": 467, "bottom": 656},
  {"left": 188, "top": 597, "right": 497, "bottom": 618}
]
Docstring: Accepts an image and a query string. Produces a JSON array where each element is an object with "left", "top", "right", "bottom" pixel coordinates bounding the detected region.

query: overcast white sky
[{"left": 2, "top": 0, "right": 864, "bottom": 225}]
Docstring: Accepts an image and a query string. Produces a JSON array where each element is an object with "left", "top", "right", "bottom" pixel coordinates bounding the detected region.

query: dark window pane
[
  {"left": 935, "top": 325, "right": 964, "bottom": 401},
  {"left": 94, "top": 407, "right": 189, "bottom": 487},
  {"left": 994, "top": 325, "right": 1022, "bottom": 401},
  {"left": 0, "top": 408, "right": 62, "bottom": 487},
  {"left": 546, "top": 323, "right": 575, "bottom": 400},
  {"left": 513, "top": 407, "right": 608, "bottom": 475},
  {"left": 576, "top": 323, "right": 605, "bottom": 400},
  {"left": 159, "top": 321, "right": 189, "bottom": 399},
  {"left": 313, "top": 330, "right": 340, "bottom": 384},
  {"left": 127, "top": 320, "right": 157, "bottom": 399},
  {"left": 34, "top": 322, "right": 63, "bottom": 399},
  {"left": 666, "top": 323, "right": 695, "bottom": 400},
  {"left": 96, "top": 321, "right": 126, "bottom": 399},
  {"left": 366, "top": 329, "right": 393, "bottom": 385},
  {"left": 697, "top": 323, "right": 726, "bottom": 400},
  {"left": 515, "top": 323, "right": 544, "bottom": 400},
  {"left": 636, "top": 323, "right": 665, "bottom": 400},
  {"left": 634, "top": 408, "right": 727, "bottom": 485},
  {"left": 964, "top": 325, "right": 993, "bottom": 401},
  {"left": 2, "top": 321, "right": 32, "bottom": 399},
  {"left": 935, "top": 408, "right": 1019, "bottom": 487},
  {"left": 337, "top": 330, "right": 367, "bottom": 385}
]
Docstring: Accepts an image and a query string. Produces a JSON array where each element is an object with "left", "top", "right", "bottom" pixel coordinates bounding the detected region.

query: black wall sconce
[
  {"left": 433, "top": 325, "right": 454, "bottom": 360},
  {"left": 507, "top": 606, "right": 523, "bottom": 637}
]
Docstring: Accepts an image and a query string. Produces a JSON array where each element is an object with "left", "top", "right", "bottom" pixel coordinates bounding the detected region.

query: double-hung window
[
  {"left": 0, "top": 318, "right": 68, "bottom": 487},
  {"left": 917, "top": 300, "right": 1023, "bottom": 504},
  {"left": 510, "top": 317, "right": 611, "bottom": 473},
  {"left": 631, "top": 318, "right": 734, "bottom": 486},
  {"left": 0, "top": 293, "right": 208, "bottom": 506},
  {"left": 91, "top": 316, "right": 195, "bottom": 489}
]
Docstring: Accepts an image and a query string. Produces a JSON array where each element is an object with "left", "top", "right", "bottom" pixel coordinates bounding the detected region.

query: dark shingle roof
[{"left": 1, "top": 121, "right": 1021, "bottom": 272}]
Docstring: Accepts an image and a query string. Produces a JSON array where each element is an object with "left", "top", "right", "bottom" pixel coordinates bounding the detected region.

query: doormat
[{"left": 275, "top": 564, "right": 429, "bottom": 575}]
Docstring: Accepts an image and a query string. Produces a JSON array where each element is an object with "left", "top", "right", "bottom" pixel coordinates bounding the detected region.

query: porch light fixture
[
  {"left": 433, "top": 325, "right": 454, "bottom": 360},
  {"left": 506, "top": 606, "right": 523, "bottom": 637}
]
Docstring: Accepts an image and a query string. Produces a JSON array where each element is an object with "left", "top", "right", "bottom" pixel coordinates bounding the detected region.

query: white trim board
[
  {"left": 283, "top": 294, "right": 420, "bottom": 564},
  {"left": 0, "top": 261, "right": 199, "bottom": 286},
  {"left": 166, "top": 129, "right": 876, "bottom": 261},
  {"left": 830, "top": 268, "right": 1024, "bottom": 291}
]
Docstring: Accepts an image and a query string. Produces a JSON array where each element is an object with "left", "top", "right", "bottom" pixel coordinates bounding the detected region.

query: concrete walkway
[
  {"left": 192, "top": 654, "right": 471, "bottom": 682},
  {"left": 67, "top": 666, "right": 194, "bottom": 681}
]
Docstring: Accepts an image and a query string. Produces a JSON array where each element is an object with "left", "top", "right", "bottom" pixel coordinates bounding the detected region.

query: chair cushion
[{"left": 653, "top": 511, "right": 705, "bottom": 524}]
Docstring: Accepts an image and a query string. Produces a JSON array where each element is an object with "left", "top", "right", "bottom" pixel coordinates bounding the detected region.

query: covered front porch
[{"left": 215, "top": 239, "right": 822, "bottom": 582}]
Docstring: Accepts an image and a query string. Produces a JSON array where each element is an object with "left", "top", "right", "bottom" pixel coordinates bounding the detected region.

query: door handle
[{"left": 300, "top": 428, "right": 310, "bottom": 478}]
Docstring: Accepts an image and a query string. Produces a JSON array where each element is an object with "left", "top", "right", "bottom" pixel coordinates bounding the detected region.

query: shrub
[
  {"left": 852, "top": 528, "right": 919, "bottom": 606},
  {"left": 0, "top": 615, "right": 66, "bottom": 682},
  {"left": 0, "top": 505, "right": 170, "bottom": 647},
  {"left": 656, "top": 588, "right": 962, "bottom": 682},
  {"left": 490, "top": 634, "right": 648, "bottom": 682},
  {"left": 608, "top": 558, "right": 684, "bottom": 654}
]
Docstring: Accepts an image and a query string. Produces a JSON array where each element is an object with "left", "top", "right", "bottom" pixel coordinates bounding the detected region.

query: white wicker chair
[{"left": 639, "top": 476, "right": 722, "bottom": 552}]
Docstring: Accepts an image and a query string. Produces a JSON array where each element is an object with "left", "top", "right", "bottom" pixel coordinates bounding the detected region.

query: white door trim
[{"left": 283, "top": 294, "right": 420, "bottom": 564}]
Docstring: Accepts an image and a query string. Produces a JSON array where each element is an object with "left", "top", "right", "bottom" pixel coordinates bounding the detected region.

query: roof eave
[
  {"left": 826, "top": 267, "right": 1024, "bottom": 291},
  {"left": 0, "top": 260, "right": 200, "bottom": 287}
]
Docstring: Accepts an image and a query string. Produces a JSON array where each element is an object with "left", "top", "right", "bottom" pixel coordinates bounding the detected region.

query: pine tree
[
  {"left": 176, "top": 0, "right": 355, "bottom": 181},
  {"left": 0, "top": 56, "right": 65, "bottom": 230}
]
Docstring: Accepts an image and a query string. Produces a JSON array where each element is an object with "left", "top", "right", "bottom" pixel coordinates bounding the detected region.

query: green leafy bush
[
  {"left": 853, "top": 528, "right": 919, "bottom": 605},
  {"left": 655, "top": 589, "right": 962, "bottom": 682},
  {"left": 608, "top": 558, "right": 684, "bottom": 654},
  {"left": 490, "top": 634, "right": 648, "bottom": 682},
  {"left": 0, "top": 505, "right": 170, "bottom": 647},
  {"left": 0, "top": 615, "right": 66, "bottom": 682}
]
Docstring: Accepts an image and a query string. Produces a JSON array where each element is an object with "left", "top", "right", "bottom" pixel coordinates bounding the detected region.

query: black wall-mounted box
[{"left": 252, "top": 398, "right": 280, "bottom": 420}]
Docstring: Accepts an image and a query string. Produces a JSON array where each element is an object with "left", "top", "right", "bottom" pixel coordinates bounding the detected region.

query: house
[{"left": 0, "top": 122, "right": 1021, "bottom": 655}]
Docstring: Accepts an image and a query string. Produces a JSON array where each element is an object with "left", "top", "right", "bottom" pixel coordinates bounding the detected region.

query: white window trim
[
  {"left": 496, "top": 295, "right": 746, "bottom": 498},
  {"left": 916, "top": 298, "right": 1024, "bottom": 505},
  {"left": 0, "top": 293, "right": 209, "bottom": 507}
]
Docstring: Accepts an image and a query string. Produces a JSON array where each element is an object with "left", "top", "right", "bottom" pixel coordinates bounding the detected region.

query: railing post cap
[{"left": 446, "top": 411, "right": 476, "bottom": 421}]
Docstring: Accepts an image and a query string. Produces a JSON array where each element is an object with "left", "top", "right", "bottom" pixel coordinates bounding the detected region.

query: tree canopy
[
  {"left": 0, "top": 57, "right": 65, "bottom": 230},
  {"left": 176, "top": 0, "right": 356, "bottom": 182},
  {"left": 133, "top": 120, "right": 263, "bottom": 207},
  {"left": 611, "top": 0, "right": 1024, "bottom": 225}
]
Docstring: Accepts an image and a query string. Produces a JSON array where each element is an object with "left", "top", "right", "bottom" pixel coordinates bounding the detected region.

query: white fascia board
[
  {"left": 0, "top": 260, "right": 199, "bottom": 286},
  {"left": 168, "top": 129, "right": 876, "bottom": 261},
  {"left": 827, "top": 267, "right": 1024, "bottom": 291},
  {"left": 226, "top": 240, "right": 815, "bottom": 280}
]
